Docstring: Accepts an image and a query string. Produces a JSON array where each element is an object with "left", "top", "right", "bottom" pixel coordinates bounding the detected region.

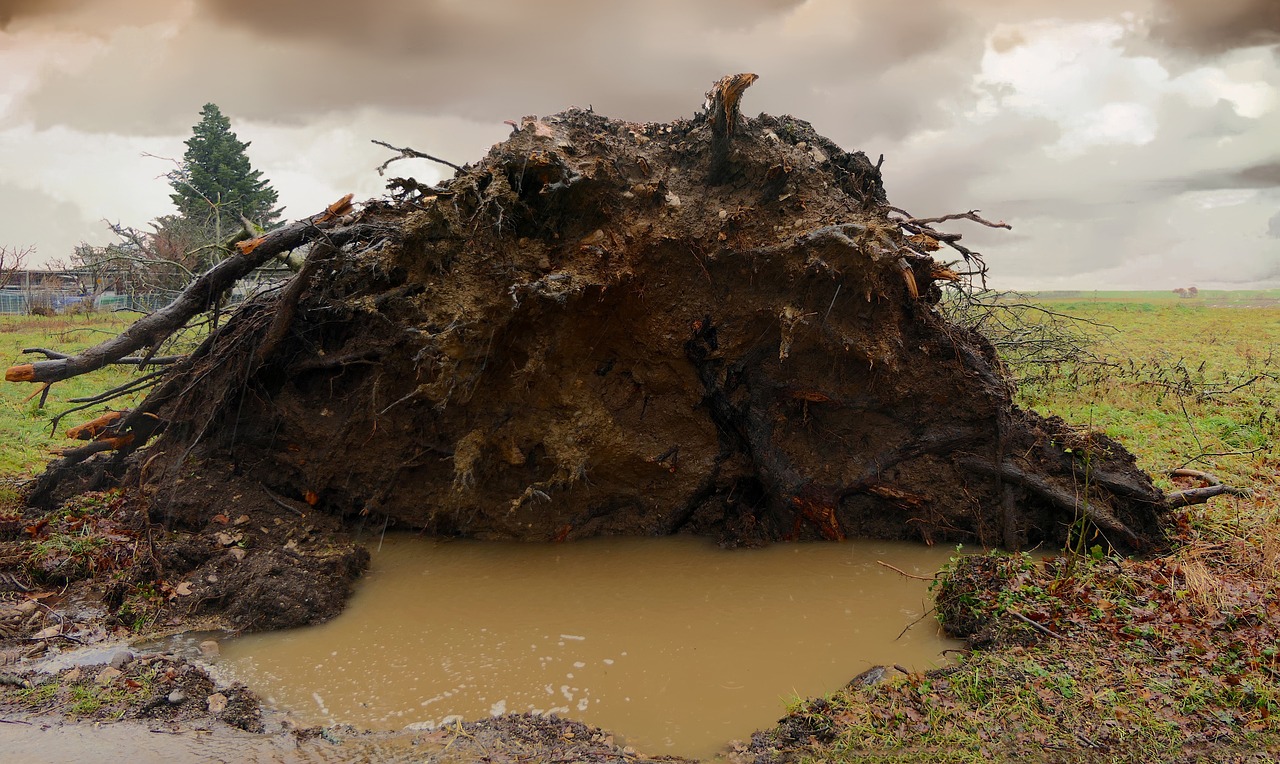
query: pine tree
[{"left": 170, "top": 103, "right": 282, "bottom": 239}]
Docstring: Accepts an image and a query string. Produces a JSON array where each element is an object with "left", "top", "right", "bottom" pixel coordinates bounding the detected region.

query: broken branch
[
  {"left": 1166, "top": 469, "right": 1252, "bottom": 506},
  {"left": 2, "top": 201, "right": 382, "bottom": 386}
]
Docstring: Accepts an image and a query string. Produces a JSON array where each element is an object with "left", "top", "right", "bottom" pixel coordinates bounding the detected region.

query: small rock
[
  {"left": 233, "top": 514, "right": 250, "bottom": 526},
  {"left": 206, "top": 692, "right": 228, "bottom": 714},
  {"left": 199, "top": 640, "right": 220, "bottom": 658},
  {"left": 63, "top": 667, "right": 82, "bottom": 682},
  {"left": 664, "top": 192, "right": 681, "bottom": 207},
  {"left": 167, "top": 690, "right": 187, "bottom": 705},
  {"left": 206, "top": 574, "right": 219, "bottom": 583},
  {"left": 96, "top": 666, "right": 123, "bottom": 685},
  {"left": 108, "top": 650, "right": 134, "bottom": 670},
  {"left": 31, "top": 625, "right": 62, "bottom": 640},
  {"left": 229, "top": 547, "right": 247, "bottom": 561}
]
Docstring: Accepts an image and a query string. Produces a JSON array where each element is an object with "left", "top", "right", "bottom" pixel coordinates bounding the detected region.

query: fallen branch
[
  {"left": 1165, "top": 468, "right": 1253, "bottom": 506},
  {"left": 21, "top": 348, "right": 184, "bottom": 367},
  {"left": 1166, "top": 467, "right": 1253, "bottom": 507},
  {"left": 1169, "top": 468, "right": 1221, "bottom": 486},
  {"left": 3, "top": 199, "right": 381, "bottom": 387},
  {"left": 372, "top": 139, "right": 464, "bottom": 175},
  {"left": 1166, "top": 484, "right": 1253, "bottom": 506}
]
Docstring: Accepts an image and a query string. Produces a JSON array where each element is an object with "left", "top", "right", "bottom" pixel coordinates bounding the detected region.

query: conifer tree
[{"left": 169, "top": 103, "right": 281, "bottom": 239}]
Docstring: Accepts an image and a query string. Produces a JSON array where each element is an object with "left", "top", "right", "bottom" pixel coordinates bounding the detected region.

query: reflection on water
[{"left": 219, "top": 535, "right": 958, "bottom": 758}]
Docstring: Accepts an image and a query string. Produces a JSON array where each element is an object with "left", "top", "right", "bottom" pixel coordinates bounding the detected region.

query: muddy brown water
[{"left": 212, "top": 535, "right": 958, "bottom": 759}]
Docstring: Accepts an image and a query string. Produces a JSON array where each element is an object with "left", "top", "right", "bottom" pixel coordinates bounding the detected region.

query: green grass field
[
  {"left": 0, "top": 314, "right": 153, "bottom": 481},
  {"left": 1016, "top": 297, "right": 1280, "bottom": 493}
]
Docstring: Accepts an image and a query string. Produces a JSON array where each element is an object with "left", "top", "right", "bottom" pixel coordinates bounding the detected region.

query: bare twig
[
  {"left": 259, "top": 483, "right": 307, "bottom": 517},
  {"left": 1008, "top": 609, "right": 1066, "bottom": 639},
  {"left": 371, "top": 139, "right": 464, "bottom": 175},
  {"left": 893, "top": 209, "right": 1011, "bottom": 230},
  {"left": 896, "top": 607, "right": 936, "bottom": 640},
  {"left": 877, "top": 560, "right": 935, "bottom": 581}
]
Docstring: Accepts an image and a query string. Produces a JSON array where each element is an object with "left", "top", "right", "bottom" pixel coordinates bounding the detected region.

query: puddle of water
[{"left": 219, "top": 535, "right": 959, "bottom": 759}]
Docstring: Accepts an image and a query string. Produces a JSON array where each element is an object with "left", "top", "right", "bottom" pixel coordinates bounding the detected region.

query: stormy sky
[{"left": 1, "top": 0, "right": 1277, "bottom": 289}]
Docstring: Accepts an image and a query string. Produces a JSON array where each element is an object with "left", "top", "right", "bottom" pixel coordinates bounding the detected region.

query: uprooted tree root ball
[{"left": 12, "top": 75, "right": 1174, "bottom": 627}]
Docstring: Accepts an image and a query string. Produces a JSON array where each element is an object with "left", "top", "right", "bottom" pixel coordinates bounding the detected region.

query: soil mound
[{"left": 94, "top": 76, "right": 1164, "bottom": 554}]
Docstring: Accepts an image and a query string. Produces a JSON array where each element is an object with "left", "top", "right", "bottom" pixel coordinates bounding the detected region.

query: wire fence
[{"left": 0, "top": 291, "right": 177, "bottom": 315}]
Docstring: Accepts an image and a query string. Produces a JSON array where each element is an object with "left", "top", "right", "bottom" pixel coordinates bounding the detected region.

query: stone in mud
[{"left": 207, "top": 692, "right": 228, "bottom": 714}]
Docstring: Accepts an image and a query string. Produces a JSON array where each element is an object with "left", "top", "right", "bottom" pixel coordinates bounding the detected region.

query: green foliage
[{"left": 170, "top": 103, "right": 281, "bottom": 244}]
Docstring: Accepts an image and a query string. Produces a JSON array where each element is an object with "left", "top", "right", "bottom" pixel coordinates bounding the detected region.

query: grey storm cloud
[
  {"left": 3, "top": 0, "right": 1278, "bottom": 287},
  {"left": 1150, "top": 0, "right": 1280, "bottom": 55},
  {"left": 0, "top": 0, "right": 85, "bottom": 27},
  {"left": 9, "top": 0, "right": 1274, "bottom": 140},
  {"left": 1171, "top": 162, "right": 1280, "bottom": 193},
  {"left": 11, "top": 0, "right": 979, "bottom": 140}
]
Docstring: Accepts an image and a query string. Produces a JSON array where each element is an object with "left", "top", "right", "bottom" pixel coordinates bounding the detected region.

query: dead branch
[
  {"left": 895, "top": 209, "right": 1011, "bottom": 231},
  {"left": 1167, "top": 484, "right": 1254, "bottom": 506},
  {"left": 1008, "top": 609, "right": 1066, "bottom": 639},
  {"left": 21, "top": 348, "right": 184, "bottom": 367},
  {"left": 67, "top": 370, "right": 167, "bottom": 404},
  {"left": 886, "top": 206, "right": 1009, "bottom": 288},
  {"left": 876, "top": 560, "right": 935, "bottom": 581},
  {"left": 372, "top": 139, "right": 464, "bottom": 176},
  {"left": 1166, "top": 468, "right": 1252, "bottom": 506},
  {"left": 64, "top": 410, "right": 125, "bottom": 441},
  {"left": 1170, "top": 468, "right": 1221, "bottom": 486},
  {"left": 3, "top": 199, "right": 383, "bottom": 386}
]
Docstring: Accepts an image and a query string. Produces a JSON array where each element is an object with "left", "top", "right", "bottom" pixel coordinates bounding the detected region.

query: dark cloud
[
  {"left": 1151, "top": 0, "right": 1280, "bottom": 55},
  {"left": 12, "top": 0, "right": 973, "bottom": 141},
  {"left": 1163, "top": 161, "right": 1280, "bottom": 193},
  {"left": 0, "top": 0, "right": 87, "bottom": 28}
]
